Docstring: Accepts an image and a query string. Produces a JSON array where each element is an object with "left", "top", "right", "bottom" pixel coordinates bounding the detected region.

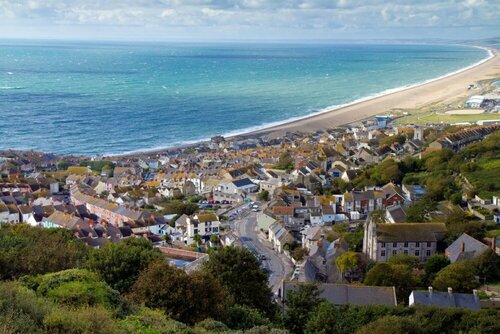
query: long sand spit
[{"left": 246, "top": 47, "right": 499, "bottom": 136}]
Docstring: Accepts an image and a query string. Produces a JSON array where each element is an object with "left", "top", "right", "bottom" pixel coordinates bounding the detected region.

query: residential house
[
  {"left": 409, "top": 287, "right": 480, "bottom": 310},
  {"left": 214, "top": 178, "right": 259, "bottom": 203},
  {"left": 268, "top": 222, "right": 294, "bottom": 253},
  {"left": 343, "top": 190, "right": 384, "bottom": 214},
  {"left": 280, "top": 281, "right": 397, "bottom": 306},
  {"left": 185, "top": 213, "right": 220, "bottom": 245},
  {"left": 363, "top": 219, "right": 447, "bottom": 262},
  {"left": 445, "top": 233, "right": 490, "bottom": 263},
  {"left": 303, "top": 237, "right": 349, "bottom": 283},
  {"left": 257, "top": 212, "right": 277, "bottom": 232},
  {"left": 385, "top": 205, "right": 407, "bottom": 223}
]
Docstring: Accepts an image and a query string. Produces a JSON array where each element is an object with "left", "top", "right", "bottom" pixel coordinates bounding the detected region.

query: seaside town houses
[{"left": 1, "top": 117, "right": 500, "bottom": 307}]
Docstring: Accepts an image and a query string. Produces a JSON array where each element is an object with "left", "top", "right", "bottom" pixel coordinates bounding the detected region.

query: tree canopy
[
  {"left": 201, "top": 246, "right": 275, "bottom": 316},
  {"left": 85, "top": 237, "right": 161, "bottom": 292}
]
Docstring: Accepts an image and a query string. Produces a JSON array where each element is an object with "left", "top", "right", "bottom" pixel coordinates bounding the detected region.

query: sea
[{"left": 0, "top": 41, "right": 490, "bottom": 156}]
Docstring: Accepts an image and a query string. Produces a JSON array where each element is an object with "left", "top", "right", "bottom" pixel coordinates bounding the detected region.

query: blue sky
[{"left": 0, "top": 0, "right": 498, "bottom": 41}]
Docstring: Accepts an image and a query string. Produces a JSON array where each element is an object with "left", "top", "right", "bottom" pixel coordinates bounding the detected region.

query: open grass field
[{"left": 396, "top": 111, "right": 500, "bottom": 125}]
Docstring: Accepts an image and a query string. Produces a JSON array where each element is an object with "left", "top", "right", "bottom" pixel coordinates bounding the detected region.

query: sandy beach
[
  {"left": 113, "top": 46, "right": 499, "bottom": 158},
  {"left": 244, "top": 47, "right": 499, "bottom": 136}
]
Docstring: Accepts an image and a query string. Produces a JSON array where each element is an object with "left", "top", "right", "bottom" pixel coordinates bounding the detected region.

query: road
[{"left": 230, "top": 205, "right": 293, "bottom": 293}]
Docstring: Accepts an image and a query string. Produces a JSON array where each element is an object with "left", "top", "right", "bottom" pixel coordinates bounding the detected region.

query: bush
[
  {"left": 43, "top": 306, "right": 118, "bottom": 334},
  {"left": 356, "top": 315, "right": 422, "bottom": 334},
  {"left": 224, "top": 304, "right": 271, "bottom": 330},
  {"left": 28, "top": 269, "right": 121, "bottom": 309},
  {"left": 195, "top": 318, "right": 229, "bottom": 333}
]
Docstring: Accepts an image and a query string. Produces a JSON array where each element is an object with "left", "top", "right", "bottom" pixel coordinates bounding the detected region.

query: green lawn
[{"left": 396, "top": 112, "right": 500, "bottom": 125}]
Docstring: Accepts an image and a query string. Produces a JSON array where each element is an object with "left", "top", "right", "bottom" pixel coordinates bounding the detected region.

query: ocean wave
[
  {"left": 107, "top": 45, "right": 494, "bottom": 157},
  {"left": 0, "top": 86, "right": 25, "bottom": 90},
  {"left": 216, "top": 45, "right": 495, "bottom": 138}
]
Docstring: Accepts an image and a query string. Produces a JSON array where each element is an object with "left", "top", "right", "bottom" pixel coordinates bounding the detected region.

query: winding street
[{"left": 231, "top": 206, "right": 293, "bottom": 293}]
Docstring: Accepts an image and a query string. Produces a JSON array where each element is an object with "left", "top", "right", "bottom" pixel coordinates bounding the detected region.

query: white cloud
[{"left": 0, "top": 0, "right": 498, "bottom": 40}]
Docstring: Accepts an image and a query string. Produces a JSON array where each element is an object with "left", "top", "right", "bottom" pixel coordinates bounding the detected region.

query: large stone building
[{"left": 363, "top": 218, "right": 446, "bottom": 262}]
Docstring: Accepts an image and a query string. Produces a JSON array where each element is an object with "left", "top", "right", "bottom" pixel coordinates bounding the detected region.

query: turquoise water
[{"left": 0, "top": 41, "right": 489, "bottom": 155}]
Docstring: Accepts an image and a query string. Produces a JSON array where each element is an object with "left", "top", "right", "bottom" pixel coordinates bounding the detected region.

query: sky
[{"left": 0, "top": 0, "right": 499, "bottom": 42}]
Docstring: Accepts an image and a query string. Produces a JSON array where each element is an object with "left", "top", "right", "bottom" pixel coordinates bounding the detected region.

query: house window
[
  {"left": 381, "top": 250, "right": 386, "bottom": 257},
  {"left": 392, "top": 250, "right": 397, "bottom": 255},
  {"left": 416, "top": 242, "right": 420, "bottom": 247},
  {"left": 404, "top": 242, "right": 409, "bottom": 247},
  {"left": 212, "top": 227, "right": 219, "bottom": 233},
  {"left": 194, "top": 229, "right": 198, "bottom": 234},
  {"left": 427, "top": 242, "right": 432, "bottom": 247},
  {"left": 426, "top": 250, "right": 431, "bottom": 256},
  {"left": 381, "top": 242, "right": 386, "bottom": 248},
  {"left": 393, "top": 242, "right": 397, "bottom": 247},
  {"left": 415, "top": 250, "right": 420, "bottom": 256},
  {"left": 404, "top": 250, "right": 408, "bottom": 255}
]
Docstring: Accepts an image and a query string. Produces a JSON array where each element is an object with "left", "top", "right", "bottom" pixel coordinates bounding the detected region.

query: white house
[
  {"left": 185, "top": 213, "right": 220, "bottom": 245},
  {"left": 214, "top": 178, "right": 259, "bottom": 203},
  {"left": 465, "top": 95, "right": 484, "bottom": 108},
  {"left": 268, "top": 222, "right": 294, "bottom": 253}
]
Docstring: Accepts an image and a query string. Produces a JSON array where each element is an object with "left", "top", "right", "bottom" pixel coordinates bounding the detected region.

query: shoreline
[{"left": 110, "top": 45, "right": 498, "bottom": 158}]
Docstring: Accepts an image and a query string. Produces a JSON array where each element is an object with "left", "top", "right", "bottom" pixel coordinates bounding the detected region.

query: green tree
[
  {"left": 304, "top": 301, "right": 339, "bottom": 334},
  {"left": 472, "top": 249, "right": 500, "bottom": 282},
  {"left": 423, "top": 254, "right": 450, "bottom": 284},
  {"left": 356, "top": 316, "right": 422, "bottom": 334},
  {"left": 224, "top": 304, "right": 270, "bottom": 330},
  {"left": 56, "top": 160, "right": 71, "bottom": 170},
  {"left": 386, "top": 254, "right": 420, "bottom": 269},
  {"left": 432, "top": 260, "right": 480, "bottom": 292},
  {"left": 257, "top": 190, "right": 270, "bottom": 201},
  {"left": 85, "top": 237, "right": 161, "bottom": 292},
  {"left": 276, "top": 152, "right": 295, "bottom": 172},
  {"left": 128, "top": 261, "right": 226, "bottom": 325},
  {"left": 193, "top": 234, "right": 203, "bottom": 247},
  {"left": 0, "top": 225, "right": 88, "bottom": 280},
  {"left": 210, "top": 234, "right": 220, "bottom": 245},
  {"left": 445, "top": 221, "right": 486, "bottom": 246},
  {"left": 284, "top": 284, "right": 323, "bottom": 334},
  {"left": 406, "top": 197, "right": 437, "bottom": 222},
  {"left": 364, "top": 263, "right": 417, "bottom": 304},
  {"left": 202, "top": 246, "right": 275, "bottom": 316},
  {"left": 335, "top": 251, "right": 360, "bottom": 283},
  {"left": 292, "top": 247, "right": 309, "bottom": 262}
]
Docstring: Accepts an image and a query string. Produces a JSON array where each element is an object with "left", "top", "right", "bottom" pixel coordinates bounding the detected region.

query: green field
[{"left": 396, "top": 112, "right": 500, "bottom": 125}]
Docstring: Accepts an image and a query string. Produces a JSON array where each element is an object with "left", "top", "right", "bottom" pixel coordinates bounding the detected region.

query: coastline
[
  {"left": 237, "top": 45, "right": 498, "bottom": 137},
  {"left": 111, "top": 45, "right": 498, "bottom": 158}
]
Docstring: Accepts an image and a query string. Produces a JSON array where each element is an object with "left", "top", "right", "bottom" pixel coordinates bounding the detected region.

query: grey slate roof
[
  {"left": 410, "top": 290, "right": 480, "bottom": 310},
  {"left": 445, "top": 233, "right": 489, "bottom": 263},
  {"left": 282, "top": 281, "right": 397, "bottom": 306},
  {"left": 386, "top": 205, "right": 407, "bottom": 223},
  {"left": 232, "top": 178, "right": 256, "bottom": 188}
]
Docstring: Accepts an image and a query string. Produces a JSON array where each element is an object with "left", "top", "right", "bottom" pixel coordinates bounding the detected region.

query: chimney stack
[{"left": 448, "top": 287, "right": 453, "bottom": 295}]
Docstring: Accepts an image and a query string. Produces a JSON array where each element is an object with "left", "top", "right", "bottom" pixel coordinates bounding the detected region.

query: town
[{"left": 2, "top": 109, "right": 500, "bottom": 309}]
